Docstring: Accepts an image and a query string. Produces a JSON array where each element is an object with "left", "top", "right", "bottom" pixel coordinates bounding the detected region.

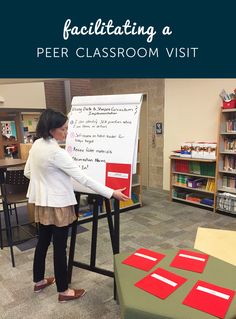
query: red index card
[
  {"left": 183, "top": 280, "right": 235, "bottom": 318},
  {"left": 105, "top": 163, "right": 131, "bottom": 197},
  {"left": 170, "top": 249, "right": 209, "bottom": 273},
  {"left": 122, "top": 248, "right": 166, "bottom": 271},
  {"left": 135, "top": 268, "right": 187, "bottom": 299}
]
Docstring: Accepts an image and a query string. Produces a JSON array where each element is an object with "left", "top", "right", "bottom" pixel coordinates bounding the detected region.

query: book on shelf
[
  {"left": 174, "top": 174, "right": 188, "bottom": 186},
  {"left": 222, "top": 175, "right": 236, "bottom": 189},
  {"left": 175, "top": 160, "right": 189, "bottom": 173},
  {"left": 205, "top": 179, "right": 215, "bottom": 192},
  {"left": 105, "top": 192, "right": 140, "bottom": 210},
  {"left": 224, "top": 138, "right": 236, "bottom": 152},
  {"left": 223, "top": 155, "right": 236, "bottom": 171},
  {"left": 226, "top": 119, "right": 236, "bottom": 132},
  {"left": 185, "top": 194, "right": 214, "bottom": 206},
  {"left": 180, "top": 142, "right": 192, "bottom": 157},
  {"left": 120, "top": 198, "right": 134, "bottom": 208},
  {"left": 189, "top": 161, "right": 201, "bottom": 174}
]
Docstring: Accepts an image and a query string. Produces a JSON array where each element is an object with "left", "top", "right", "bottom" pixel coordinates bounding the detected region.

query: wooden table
[{"left": 0, "top": 158, "right": 26, "bottom": 168}]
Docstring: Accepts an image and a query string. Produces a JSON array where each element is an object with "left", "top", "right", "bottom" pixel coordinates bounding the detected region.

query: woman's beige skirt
[{"left": 34, "top": 205, "right": 77, "bottom": 227}]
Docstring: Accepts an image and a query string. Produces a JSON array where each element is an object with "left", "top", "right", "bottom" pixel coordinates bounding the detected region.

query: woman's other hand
[{"left": 112, "top": 188, "right": 130, "bottom": 201}]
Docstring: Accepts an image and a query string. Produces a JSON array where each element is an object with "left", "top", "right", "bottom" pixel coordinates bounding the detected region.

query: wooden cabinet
[
  {"left": 216, "top": 108, "right": 236, "bottom": 215},
  {"left": 170, "top": 156, "right": 216, "bottom": 210}
]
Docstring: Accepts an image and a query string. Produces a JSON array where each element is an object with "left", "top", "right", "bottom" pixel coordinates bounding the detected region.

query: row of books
[
  {"left": 225, "top": 119, "right": 236, "bottom": 132},
  {"left": 77, "top": 192, "right": 140, "bottom": 217},
  {"left": 222, "top": 175, "right": 236, "bottom": 189},
  {"left": 174, "top": 161, "right": 215, "bottom": 176},
  {"left": 173, "top": 189, "right": 214, "bottom": 207},
  {"left": 174, "top": 175, "right": 215, "bottom": 192},
  {"left": 180, "top": 142, "right": 216, "bottom": 159},
  {"left": 223, "top": 138, "right": 236, "bottom": 152},
  {"left": 223, "top": 155, "right": 236, "bottom": 171}
]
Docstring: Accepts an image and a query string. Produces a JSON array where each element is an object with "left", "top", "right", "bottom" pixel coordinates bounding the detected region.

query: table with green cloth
[{"left": 114, "top": 249, "right": 236, "bottom": 319}]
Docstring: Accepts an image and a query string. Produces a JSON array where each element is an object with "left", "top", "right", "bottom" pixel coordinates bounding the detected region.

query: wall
[
  {"left": 44, "top": 79, "right": 93, "bottom": 113},
  {"left": 70, "top": 79, "right": 92, "bottom": 97},
  {"left": 90, "top": 79, "right": 164, "bottom": 188},
  {"left": 0, "top": 82, "right": 46, "bottom": 108},
  {"left": 44, "top": 81, "right": 66, "bottom": 113},
  {"left": 163, "top": 78, "right": 236, "bottom": 190}
]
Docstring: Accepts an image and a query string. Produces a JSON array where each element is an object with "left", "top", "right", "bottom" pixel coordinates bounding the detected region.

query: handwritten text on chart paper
[{"left": 67, "top": 107, "right": 136, "bottom": 170}]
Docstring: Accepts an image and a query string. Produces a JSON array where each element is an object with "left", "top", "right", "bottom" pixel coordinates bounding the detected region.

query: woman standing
[{"left": 24, "top": 109, "right": 128, "bottom": 303}]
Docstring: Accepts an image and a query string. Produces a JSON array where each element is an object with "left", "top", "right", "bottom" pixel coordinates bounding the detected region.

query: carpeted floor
[{"left": 1, "top": 188, "right": 236, "bottom": 318}]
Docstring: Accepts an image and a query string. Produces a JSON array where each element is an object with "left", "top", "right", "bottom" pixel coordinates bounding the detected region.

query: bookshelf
[
  {"left": 170, "top": 156, "right": 217, "bottom": 210},
  {"left": 216, "top": 108, "right": 236, "bottom": 215}
]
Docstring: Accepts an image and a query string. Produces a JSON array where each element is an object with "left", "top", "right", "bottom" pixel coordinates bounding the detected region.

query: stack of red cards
[
  {"left": 122, "top": 248, "right": 165, "bottom": 271},
  {"left": 170, "top": 249, "right": 209, "bottom": 273}
]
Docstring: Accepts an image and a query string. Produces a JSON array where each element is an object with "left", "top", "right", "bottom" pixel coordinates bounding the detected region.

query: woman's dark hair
[{"left": 36, "top": 109, "right": 68, "bottom": 139}]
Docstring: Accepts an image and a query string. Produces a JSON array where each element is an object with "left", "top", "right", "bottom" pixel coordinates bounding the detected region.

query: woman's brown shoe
[
  {"left": 34, "top": 277, "right": 55, "bottom": 293},
  {"left": 58, "top": 289, "right": 86, "bottom": 303}
]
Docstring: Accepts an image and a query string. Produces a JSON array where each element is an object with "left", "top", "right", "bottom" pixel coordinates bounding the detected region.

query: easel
[{"left": 67, "top": 192, "right": 120, "bottom": 298}]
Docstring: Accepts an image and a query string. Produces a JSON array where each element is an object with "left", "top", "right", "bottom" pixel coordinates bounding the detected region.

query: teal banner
[{"left": 0, "top": 1, "right": 235, "bottom": 78}]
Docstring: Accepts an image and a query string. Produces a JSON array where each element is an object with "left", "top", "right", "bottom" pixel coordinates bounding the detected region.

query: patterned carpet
[{"left": 1, "top": 188, "right": 236, "bottom": 319}]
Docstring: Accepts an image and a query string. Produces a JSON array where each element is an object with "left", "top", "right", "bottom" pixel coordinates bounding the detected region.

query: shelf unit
[
  {"left": 216, "top": 108, "right": 236, "bottom": 215},
  {"left": 170, "top": 156, "right": 217, "bottom": 210}
]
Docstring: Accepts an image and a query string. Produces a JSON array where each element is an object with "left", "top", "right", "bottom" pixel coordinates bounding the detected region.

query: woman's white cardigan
[{"left": 24, "top": 138, "right": 113, "bottom": 207}]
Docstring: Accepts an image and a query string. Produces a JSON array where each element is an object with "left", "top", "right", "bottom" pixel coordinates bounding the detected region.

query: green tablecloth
[{"left": 114, "top": 249, "right": 236, "bottom": 319}]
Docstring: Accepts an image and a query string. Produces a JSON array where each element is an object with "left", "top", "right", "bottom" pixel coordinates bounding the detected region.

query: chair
[
  {"left": 0, "top": 168, "right": 25, "bottom": 250},
  {"left": 0, "top": 168, "right": 6, "bottom": 250},
  {"left": 1, "top": 168, "right": 30, "bottom": 267},
  {"left": 3, "top": 169, "right": 29, "bottom": 206}
]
